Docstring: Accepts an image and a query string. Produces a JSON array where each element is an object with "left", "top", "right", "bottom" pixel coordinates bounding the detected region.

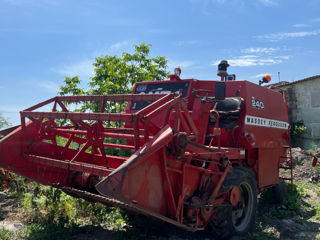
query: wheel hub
[{"left": 231, "top": 182, "right": 254, "bottom": 232}]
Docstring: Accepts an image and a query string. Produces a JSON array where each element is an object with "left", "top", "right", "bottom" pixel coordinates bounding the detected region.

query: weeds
[
  {"left": 259, "top": 181, "right": 320, "bottom": 232},
  {"left": 290, "top": 120, "right": 307, "bottom": 146},
  {"left": 1, "top": 172, "right": 160, "bottom": 240},
  {"left": 0, "top": 227, "right": 12, "bottom": 240},
  {"left": 2, "top": 174, "right": 320, "bottom": 240},
  {"left": 20, "top": 183, "right": 129, "bottom": 230},
  {"left": 7, "top": 174, "right": 28, "bottom": 200},
  {"left": 310, "top": 142, "right": 319, "bottom": 153},
  {"left": 16, "top": 222, "right": 93, "bottom": 240},
  {"left": 249, "top": 219, "right": 277, "bottom": 240},
  {"left": 260, "top": 182, "right": 311, "bottom": 216},
  {"left": 115, "top": 213, "right": 165, "bottom": 240},
  {"left": 312, "top": 201, "right": 320, "bottom": 221}
]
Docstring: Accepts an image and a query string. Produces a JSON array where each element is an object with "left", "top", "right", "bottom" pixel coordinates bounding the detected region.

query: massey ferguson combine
[{"left": 0, "top": 61, "right": 316, "bottom": 238}]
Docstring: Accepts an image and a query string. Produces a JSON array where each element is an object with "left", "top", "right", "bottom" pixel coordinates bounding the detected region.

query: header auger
[{"left": 1, "top": 61, "right": 316, "bottom": 238}]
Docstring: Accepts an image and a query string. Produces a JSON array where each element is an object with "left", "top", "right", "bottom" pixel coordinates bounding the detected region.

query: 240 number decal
[{"left": 251, "top": 97, "right": 264, "bottom": 109}]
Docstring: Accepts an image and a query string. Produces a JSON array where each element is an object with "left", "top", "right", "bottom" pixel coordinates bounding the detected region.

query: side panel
[
  {"left": 223, "top": 81, "right": 289, "bottom": 148},
  {"left": 96, "top": 126, "right": 175, "bottom": 215},
  {"left": 258, "top": 148, "right": 279, "bottom": 187},
  {"left": 0, "top": 122, "right": 69, "bottom": 186},
  {"left": 243, "top": 81, "right": 289, "bottom": 148}
]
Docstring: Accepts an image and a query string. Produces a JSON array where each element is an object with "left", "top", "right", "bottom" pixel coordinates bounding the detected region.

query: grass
[
  {"left": 1, "top": 175, "right": 162, "bottom": 240},
  {"left": 260, "top": 182, "right": 314, "bottom": 215},
  {"left": 0, "top": 227, "right": 13, "bottom": 240},
  {"left": 251, "top": 182, "right": 320, "bottom": 240},
  {"left": 249, "top": 220, "right": 278, "bottom": 240},
  {"left": 1, "top": 174, "right": 320, "bottom": 240},
  {"left": 312, "top": 201, "right": 320, "bottom": 221},
  {"left": 15, "top": 223, "right": 93, "bottom": 240}
]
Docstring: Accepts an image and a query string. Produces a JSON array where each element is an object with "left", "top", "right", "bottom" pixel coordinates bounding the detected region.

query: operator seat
[{"left": 210, "top": 97, "right": 244, "bottom": 131}]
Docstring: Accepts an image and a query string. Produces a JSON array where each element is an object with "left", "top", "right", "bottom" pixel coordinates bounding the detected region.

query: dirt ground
[
  {"left": 1, "top": 148, "right": 320, "bottom": 240},
  {"left": 291, "top": 148, "right": 320, "bottom": 183}
]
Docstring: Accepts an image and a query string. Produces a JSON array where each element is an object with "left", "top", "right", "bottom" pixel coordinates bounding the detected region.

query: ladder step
[
  {"left": 279, "top": 177, "right": 292, "bottom": 181},
  {"left": 280, "top": 144, "right": 293, "bottom": 188},
  {"left": 280, "top": 161, "right": 292, "bottom": 165},
  {"left": 282, "top": 145, "right": 291, "bottom": 148},
  {"left": 279, "top": 166, "right": 292, "bottom": 170}
]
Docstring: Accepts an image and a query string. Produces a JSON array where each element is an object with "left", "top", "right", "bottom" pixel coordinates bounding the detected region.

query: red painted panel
[{"left": 258, "top": 148, "right": 279, "bottom": 188}]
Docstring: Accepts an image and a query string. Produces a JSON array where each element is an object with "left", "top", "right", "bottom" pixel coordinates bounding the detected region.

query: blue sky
[{"left": 1, "top": 0, "right": 320, "bottom": 125}]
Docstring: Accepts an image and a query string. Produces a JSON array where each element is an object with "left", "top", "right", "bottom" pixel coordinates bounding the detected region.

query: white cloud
[
  {"left": 92, "top": 40, "right": 136, "bottom": 57},
  {"left": 39, "top": 81, "right": 60, "bottom": 93},
  {"left": 51, "top": 59, "right": 94, "bottom": 80},
  {"left": 292, "top": 24, "right": 310, "bottom": 28},
  {"left": 254, "top": 73, "right": 271, "bottom": 78},
  {"left": 256, "top": 30, "right": 320, "bottom": 41},
  {"left": 52, "top": 40, "right": 137, "bottom": 82},
  {"left": 174, "top": 40, "right": 202, "bottom": 47},
  {"left": 212, "top": 55, "right": 290, "bottom": 67},
  {"left": 189, "top": 0, "right": 278, "bottom": 16},
  {"left": 213, "top": 44, "right": 290, "bottom": 68},
  {"left": 110, "top": 40, "right": 134, "bottom": 51},
  {"left": 241, "top": 47, "right": 277, "bottom": 54},
  {"left": 311, "top": 18, "right": 320, "bottom": 22},
  {"left": 168, "top": 60, "right": 196, "bottom": 69},
  {"left": 259, "top": 0, "right": 278, "bottom": 7},
  {"left": 0, "top": 104, "right": 48, "bottom": 126},
  {"left": 0, "top": 105, "right": 23, "bottom": 126},
  {"left": 0, "top": 104, "right": 26, "bottom": 113}
]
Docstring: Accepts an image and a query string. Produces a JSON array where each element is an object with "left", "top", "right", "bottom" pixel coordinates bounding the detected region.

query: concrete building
[{"left": 278, "top": 75, "right": 320, "bottom": 149}]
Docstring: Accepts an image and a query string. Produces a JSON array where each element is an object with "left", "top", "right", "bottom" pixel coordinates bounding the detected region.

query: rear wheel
[{"left": 209, "top": 166, "right": 258, "bottom": 239}]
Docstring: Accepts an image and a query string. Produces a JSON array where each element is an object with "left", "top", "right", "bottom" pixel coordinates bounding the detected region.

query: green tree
[
  {"left": 0, "top": 113, "right": 10, "bottom": 130},
  {"left": 58, "top": 42, "right": 169, "bottom": 156},
  {"left": 59, "top": 42, "right": 169, "bottom": 97}
]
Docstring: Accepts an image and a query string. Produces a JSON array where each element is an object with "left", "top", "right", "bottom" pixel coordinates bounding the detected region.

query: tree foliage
[
  {"left": 57, "top": 42, "right": 169, "bottom": 156},
  {"left": 0, "top": 113, "right": 10, "bottom": 130},
  {"left": 59, "top": 42, "right": 169, "bottom": 97}
]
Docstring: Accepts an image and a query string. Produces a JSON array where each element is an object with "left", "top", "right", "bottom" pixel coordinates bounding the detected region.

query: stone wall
[{"left": 279, "top": 76, "right": 320, "bottom": 149}]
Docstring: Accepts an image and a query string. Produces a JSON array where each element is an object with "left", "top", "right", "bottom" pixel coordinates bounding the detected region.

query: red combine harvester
[{"left": 0, "top": 61, "right": 315, "bottom": 238}]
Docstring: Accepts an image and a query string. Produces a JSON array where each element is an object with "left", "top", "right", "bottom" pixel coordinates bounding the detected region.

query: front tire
[{"left": 209, "top": 166, "right": 258, "bottom": 239}]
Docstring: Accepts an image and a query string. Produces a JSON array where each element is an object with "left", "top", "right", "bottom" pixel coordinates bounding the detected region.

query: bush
[
  {"left": 290, "top": 120, "right": 307, "bottom": 146},
  {"left": 260, "top": 183, "right": 307, "bottom": 218}
]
